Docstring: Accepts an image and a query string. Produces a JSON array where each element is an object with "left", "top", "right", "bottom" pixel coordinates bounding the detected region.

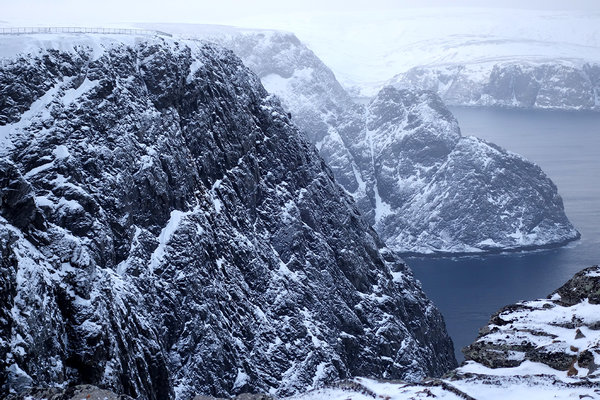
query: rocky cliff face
[
  {"left": 200, "top": 30, "right": 579, "bottom": 254},
  {"left": 0, "top": 36, "right": 457, "bottom": 398},
  {"left": 389, "top": 61, "right": 600, "bottom": 111}
]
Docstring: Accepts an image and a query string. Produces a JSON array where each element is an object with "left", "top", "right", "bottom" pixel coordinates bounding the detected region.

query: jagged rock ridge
[
  {"left": 389, "top": 61, "right": 600, "bottom": 111},
  {"left": 195, "top": 29, "right": 579, "bottom": 254},
  {"left": 0, "top": 36, "right": 456, "bottom": 398}
]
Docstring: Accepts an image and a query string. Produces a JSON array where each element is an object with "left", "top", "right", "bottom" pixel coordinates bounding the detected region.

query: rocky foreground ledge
[{"left": 10, "top": 266, "right": 600, "bottom": 399}]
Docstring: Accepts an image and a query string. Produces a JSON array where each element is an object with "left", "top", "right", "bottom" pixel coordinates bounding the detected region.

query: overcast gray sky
[{"left": 1, "top": 0, "right": 599, "bottom": 26}]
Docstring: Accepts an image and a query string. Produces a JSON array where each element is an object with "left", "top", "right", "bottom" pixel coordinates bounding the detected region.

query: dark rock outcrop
[
  {"left": 463, "top": 265, "right": 600, "bottom": 377},
  {"left": 551, "top": 265, "right": 600, "bottom": 306},
  {"left": 0, "top": 36, "right": 455, "bottom": 399}
]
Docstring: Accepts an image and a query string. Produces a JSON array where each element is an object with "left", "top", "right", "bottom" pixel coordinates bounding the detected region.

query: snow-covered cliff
[
  {"left": 10, "top": 265, "right": 599, "bottom": 399},
  {"left": 0, "top": 34, "right": 456, "bottom": 398}
]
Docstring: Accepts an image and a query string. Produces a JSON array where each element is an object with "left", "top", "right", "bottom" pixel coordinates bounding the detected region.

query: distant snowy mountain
[
  {"left": 0, "top": 33, "right": 456, "bottom": 398},
  {"left": 167, "top": 25, "right": 580, "bottom": 254},
  {"left": 255, "top": 7, "right": 600, "bottom": 111},
  {"left": 389, "top": 61, "right": 600, "bottom": 111},
  {"left": 185, "top": 8, "right": 600, "bottom": 111}
]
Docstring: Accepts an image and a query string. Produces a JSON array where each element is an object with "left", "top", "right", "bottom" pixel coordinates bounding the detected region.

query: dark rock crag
[
  {"left": 0, "top": 37, "right": 455, "bottom": 399},
  {"left": 463, "top": 265, "right": 600, "bottom": 376}
]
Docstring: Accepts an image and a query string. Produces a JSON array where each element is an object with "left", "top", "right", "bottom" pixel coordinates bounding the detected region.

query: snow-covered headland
[{"left": 164, "top": 25, "right": 580, "bottom": 255}]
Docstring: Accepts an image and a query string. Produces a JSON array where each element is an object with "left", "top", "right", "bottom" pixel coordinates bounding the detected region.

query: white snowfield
[
  {"left": 5, "top": 8, "right": 599, "bottom": 97},
  {"left": 0, "top": 25, "right": 278, "bottom": 65},
  {"left": 0, "top": 32, "right": 143, "bottom": 62}
]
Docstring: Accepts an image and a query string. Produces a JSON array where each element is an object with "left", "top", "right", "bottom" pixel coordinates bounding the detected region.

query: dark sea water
[{"left": 407, "top": 107, "right": 600, "bottom": 362}]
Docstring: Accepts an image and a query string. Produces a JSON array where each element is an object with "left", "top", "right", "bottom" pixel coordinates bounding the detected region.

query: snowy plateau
[
  {"left": 221, "top": 8, "right": 600, "bottom": 102},
  {"left": 206, "top": 8, "right": 600, "bottom": 111}
]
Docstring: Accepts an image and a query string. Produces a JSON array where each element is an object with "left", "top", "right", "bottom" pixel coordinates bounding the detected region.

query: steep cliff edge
[{"left": 0, "top": 36, "right": 456, "bottom": 398}]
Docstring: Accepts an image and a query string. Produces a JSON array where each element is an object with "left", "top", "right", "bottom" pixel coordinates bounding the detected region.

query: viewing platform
[{"left": 0, "top": 26, "right": 172, "bottom": 37}]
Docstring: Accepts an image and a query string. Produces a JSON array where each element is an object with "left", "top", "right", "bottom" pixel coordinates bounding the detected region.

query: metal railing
[{"left": 0, "top": 27, "right": 172, "bottom": 37}]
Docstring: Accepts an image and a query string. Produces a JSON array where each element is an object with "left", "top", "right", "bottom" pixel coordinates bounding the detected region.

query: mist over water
[{"left": 408, "top": 107, "right": 600, "bottom": 362}]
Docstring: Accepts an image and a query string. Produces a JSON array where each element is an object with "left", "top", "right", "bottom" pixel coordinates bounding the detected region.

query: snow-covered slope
[
  {"left": 0, "top": 34, "right": 456, "bottom": 398},
  {"left": 177, "top": 27, "right": 579, "bottom": 254},
  {"left": 389, "top": 61, "right": 600, "bottom": 111}
]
